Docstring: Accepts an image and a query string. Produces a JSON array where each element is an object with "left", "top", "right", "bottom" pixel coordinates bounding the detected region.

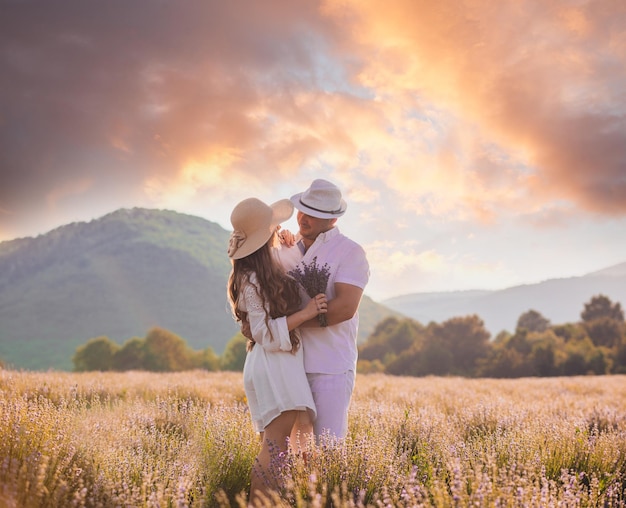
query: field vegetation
[{"left": 1, "top": 369, "right": 625, "bottom": 507}]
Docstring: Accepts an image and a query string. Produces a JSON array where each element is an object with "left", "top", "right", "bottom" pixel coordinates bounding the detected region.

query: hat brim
[
  {"left": 290, "top": 193, "right": 347, "bottom": 219},
  {"left": 229, "top": 199, "right": 294, "bottom": 259},
  {"left": 270, "top": 199, "right": 294, "bottom": 226}
]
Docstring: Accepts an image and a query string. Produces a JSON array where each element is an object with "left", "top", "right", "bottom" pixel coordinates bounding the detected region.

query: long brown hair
[{"left": 227, "top": 233, "right": 302, "bottom": 352}]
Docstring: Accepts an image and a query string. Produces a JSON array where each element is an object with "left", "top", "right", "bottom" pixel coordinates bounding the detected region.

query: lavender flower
[{"left": 288, "top": 256, "right": 331, "bottom": 327}]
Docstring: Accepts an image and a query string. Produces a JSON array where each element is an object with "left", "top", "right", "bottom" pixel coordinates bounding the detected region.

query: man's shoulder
[
  {"left": 330, "top": 230, "right": 364, "bottom": 251},
  {"left": 326, "top": 227, "right": 358, "bottom": 244}
]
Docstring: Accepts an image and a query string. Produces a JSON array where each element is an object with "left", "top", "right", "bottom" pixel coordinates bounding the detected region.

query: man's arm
[{"left": 301, "top": 282, "right": 363, "bottom": 328}]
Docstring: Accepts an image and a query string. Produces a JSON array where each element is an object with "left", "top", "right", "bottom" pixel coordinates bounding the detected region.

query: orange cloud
[
  {"left": 2, "top": 0, "right": 624, "bottom": 242},
  {"left": 321, "top": 0, "right": 626, "bottom": 217}
]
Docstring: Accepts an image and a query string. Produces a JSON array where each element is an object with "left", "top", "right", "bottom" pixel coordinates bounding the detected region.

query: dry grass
[{"left": 1, "top": 370, "right": 625, "bottom": 507}]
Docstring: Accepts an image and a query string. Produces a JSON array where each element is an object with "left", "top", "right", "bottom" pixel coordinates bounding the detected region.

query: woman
[{"left": 226, "top": 197, "right": 327, "bottom": 503}]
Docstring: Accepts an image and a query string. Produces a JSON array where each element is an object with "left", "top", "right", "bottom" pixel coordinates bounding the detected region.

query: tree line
[
  {"left": 71, "top": 294, "right": 626, "bottom": 378},
  {"left": 72, "top": 327, "right": 247, "bottom": 372},
  {"left": 358, "top": 294, "right": 626, "bottom": 377}
]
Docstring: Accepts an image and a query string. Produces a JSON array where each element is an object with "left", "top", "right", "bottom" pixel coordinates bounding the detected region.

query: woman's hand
[
  {"left": 286, "top": 293, "right": 328, "bottom": 332},
  {"left": 303, "top": 293, "right": 327, "bottom": 320},
  {"left": 277, "top": 227, "right": 297, "bottom": 247}
]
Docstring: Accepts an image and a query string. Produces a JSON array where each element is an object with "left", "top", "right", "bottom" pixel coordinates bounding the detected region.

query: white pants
[{"left": 307, "top": 370, "right": 355, "bottom": 440}]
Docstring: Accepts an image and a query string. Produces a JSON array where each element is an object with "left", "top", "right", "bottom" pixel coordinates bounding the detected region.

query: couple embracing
[{"left": 226, "top": 178, "right": 370, "bottom": 502}]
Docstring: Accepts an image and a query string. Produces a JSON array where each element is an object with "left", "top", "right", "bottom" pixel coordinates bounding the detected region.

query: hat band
[{"left": 299, "top": 198, "right": 343, "bottom": 215}]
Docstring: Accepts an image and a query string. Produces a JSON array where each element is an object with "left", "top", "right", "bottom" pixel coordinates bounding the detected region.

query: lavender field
[{"left": 1, "top": 369, "right": 625, "bottom": 507}]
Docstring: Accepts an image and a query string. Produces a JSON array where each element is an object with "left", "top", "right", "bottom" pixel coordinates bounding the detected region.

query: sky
[{"left": 1, "top": 0, "right": 625, "bottom": 302}]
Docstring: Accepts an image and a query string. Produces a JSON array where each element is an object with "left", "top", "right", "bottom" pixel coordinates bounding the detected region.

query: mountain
[
  {"left": 0, "top": 208, "right": 397, "bottom": 371},
  {"left": 383, "top": 262, "right": 626, "bottom": 336}
]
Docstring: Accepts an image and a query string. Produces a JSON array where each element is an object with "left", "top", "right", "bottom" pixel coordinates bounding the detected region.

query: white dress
[{"left": 240, "top": 273, "right": 316, "bottom": 432}]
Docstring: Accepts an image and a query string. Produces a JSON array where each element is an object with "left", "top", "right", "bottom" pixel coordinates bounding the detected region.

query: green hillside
[
  {"left": 0, "top": 208, "right": 397, "bottom": 371},
  {"left": 0, "top": 208, "right": 236, "bottom": 370}
]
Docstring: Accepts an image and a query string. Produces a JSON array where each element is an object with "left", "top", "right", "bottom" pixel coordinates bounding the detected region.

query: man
[{"left": 278, "top": 178, "right": 370, "bottom": 440}]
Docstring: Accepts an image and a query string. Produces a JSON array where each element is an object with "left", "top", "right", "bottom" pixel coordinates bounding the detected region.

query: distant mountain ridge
[
  {"left": 383, "top": 262, "right": 626, "bottom": 336},
  {"left": 2, "top": 207, "right": 624, "bottom": 370},
  {"left": 0, "top": 208, "right": 396, "bottom": 371},
  {"left": 590, "top": 263, "right": 626, "bottom": 277}
]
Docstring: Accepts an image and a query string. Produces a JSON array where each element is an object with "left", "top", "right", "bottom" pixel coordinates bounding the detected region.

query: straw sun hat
[{"left": 227, "top": 198, "right": 294, "bottom": 259}]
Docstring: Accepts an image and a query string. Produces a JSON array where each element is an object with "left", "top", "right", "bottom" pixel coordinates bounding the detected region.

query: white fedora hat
[
  {"left": 290, "top": 179, "right": 347, "bottom": 219},
  {"left": 228, "top": 198, "right": 293, "bottom": 259}
]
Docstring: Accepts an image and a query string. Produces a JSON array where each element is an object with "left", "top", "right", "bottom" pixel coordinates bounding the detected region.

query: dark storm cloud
[{"left": 0, "top": 0, "right": 336, "bottom": 234}]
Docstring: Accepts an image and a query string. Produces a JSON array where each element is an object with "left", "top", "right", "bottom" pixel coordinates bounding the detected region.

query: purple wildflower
[{"left": 288, "top": 256, "right": 331, "bottom": 327}]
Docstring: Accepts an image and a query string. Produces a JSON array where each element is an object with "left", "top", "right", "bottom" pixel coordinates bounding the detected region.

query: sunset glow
[{"left": 1, "top": 0, "right": 625, "bottom": 300}]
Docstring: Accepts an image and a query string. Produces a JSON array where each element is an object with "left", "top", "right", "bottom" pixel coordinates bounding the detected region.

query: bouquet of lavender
[{"left": 288, "top": 256, "right": 331, "bottom": 327}]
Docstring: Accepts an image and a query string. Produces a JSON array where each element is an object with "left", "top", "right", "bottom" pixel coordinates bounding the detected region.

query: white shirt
[{"left": 278, "top": 227, "right": 370, "bottom": 374}]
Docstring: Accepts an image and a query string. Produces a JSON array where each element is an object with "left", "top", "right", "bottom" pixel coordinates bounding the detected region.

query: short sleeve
[{"left": 335, "top": 243, "right": 370, "bottom": 289}]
